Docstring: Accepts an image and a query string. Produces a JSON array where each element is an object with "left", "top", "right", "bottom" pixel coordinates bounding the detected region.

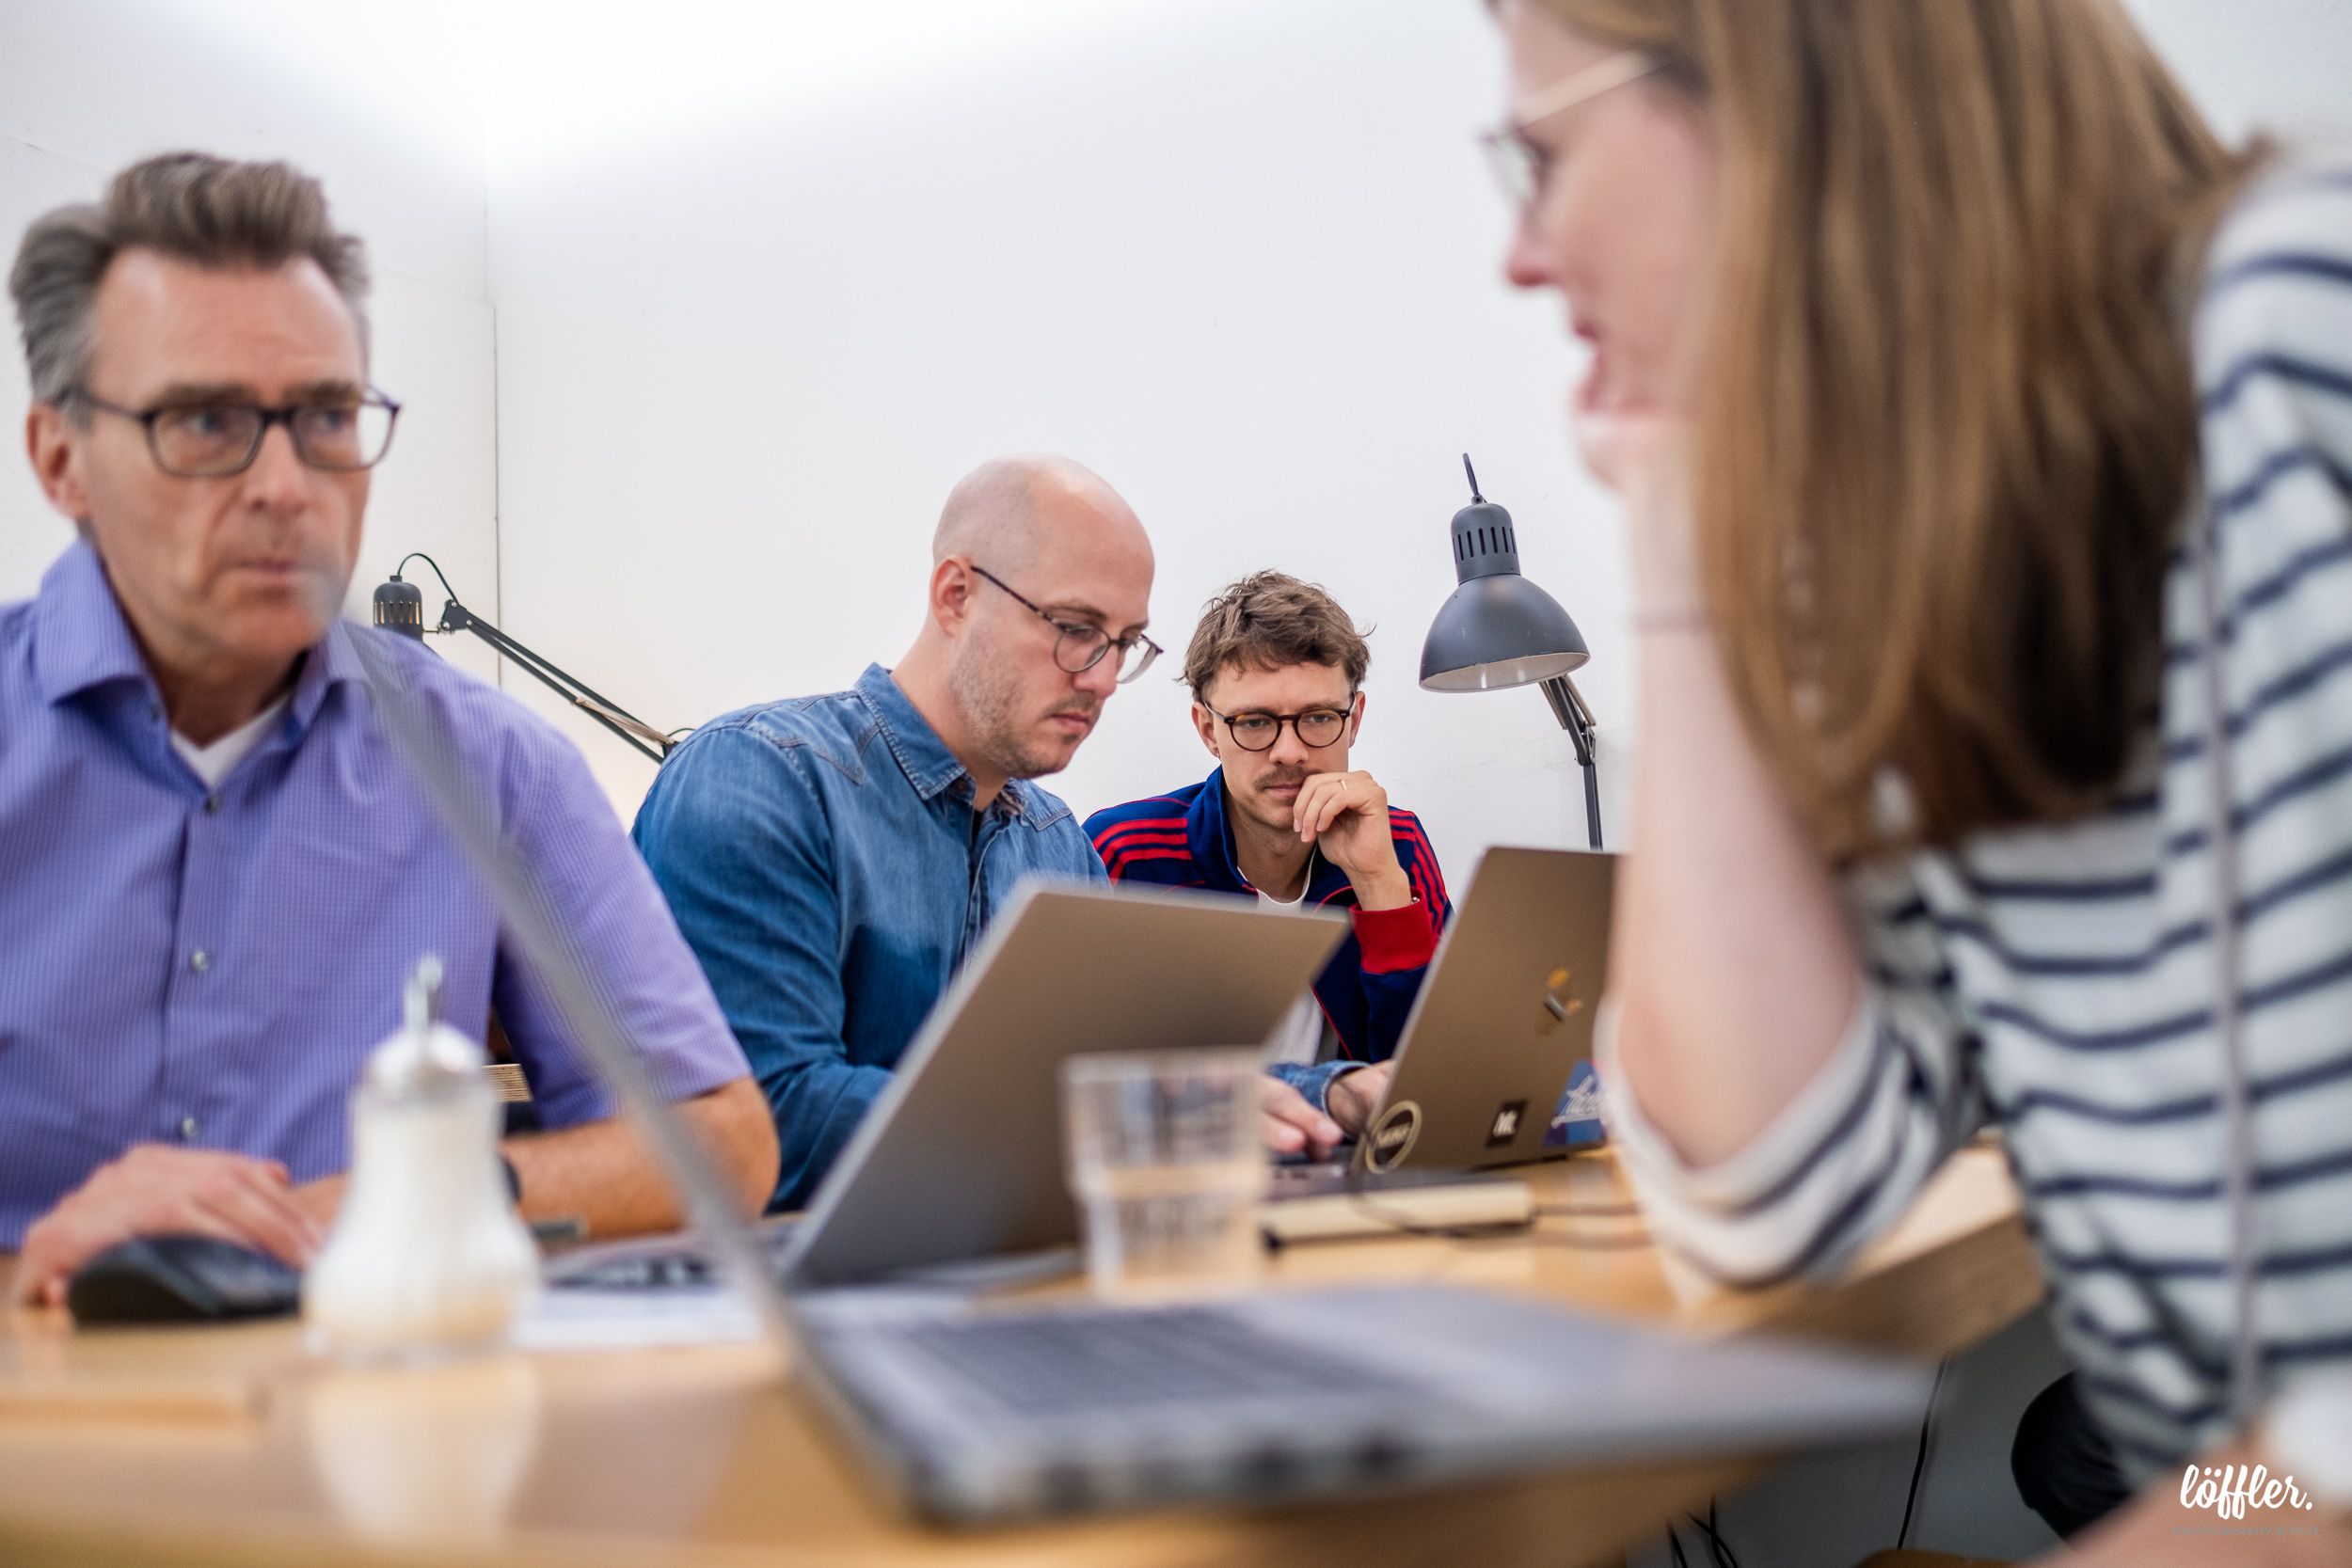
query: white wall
[
  {"left": 482, "top": 0, "right": 2352, "bottom": 846},
  {"left": 485, "top": 0, "right": 1627, "bottom": 852},
  {"left": 2125, "top": 0, "right": 2352, "bottom": 148},
  {"left": 0, "top": 0, "right": 501, "bottom": 688}
]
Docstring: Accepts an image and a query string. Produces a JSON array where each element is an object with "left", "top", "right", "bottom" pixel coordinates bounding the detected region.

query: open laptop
[
  {"left": 348, "top": 625, "right": 1930, "bottom": 1525},
  {"left": 541, "top": 879, "right": 1346, "bottom": 1291},
  {"left": 1260, "top": 846, "right": 1613, "bottom": 1235},
  {"left": 785, "top": 881, "right": 1347, "bottom": 1287},
  {"left": 1351, "top": 845, "right": 1615, "bottom": 1178}
]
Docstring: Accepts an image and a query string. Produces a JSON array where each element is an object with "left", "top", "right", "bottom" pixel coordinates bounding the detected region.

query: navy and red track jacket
[{"left": 1085, "top": 768, "right": 1452, "bottom": 1107}]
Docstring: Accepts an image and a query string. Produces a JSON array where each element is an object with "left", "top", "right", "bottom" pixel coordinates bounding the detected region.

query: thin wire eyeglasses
[
  {"left": 1479, "top": 50, "right": 1661, "bottom": 211},
  {"left": 969, "top": 564, "right": 1163, "bottom": 684},
  {"left": 71, "top": 387, "right": 402, "bottom": 477},
  {"left": 1201, "top": 699, "right": 1357, "bottom": 753}
]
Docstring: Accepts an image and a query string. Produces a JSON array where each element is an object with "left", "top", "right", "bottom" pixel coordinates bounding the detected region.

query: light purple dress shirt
[{"left": 0, "top": 540, "right": 750, "bottom": 1246}]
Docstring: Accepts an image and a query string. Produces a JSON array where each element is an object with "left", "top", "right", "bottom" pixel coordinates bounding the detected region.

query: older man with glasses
[{"left": 0, "top": 153, "right": 778, "bottom": 1306}]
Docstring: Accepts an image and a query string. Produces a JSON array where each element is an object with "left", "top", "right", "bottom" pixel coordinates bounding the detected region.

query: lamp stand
[
  {"left": 384, "top": 553, "right": 675, "bottom": 763},
  {"left": 1539, "top": 675, "right": 1603, "bottom": 850},
  {"left": 435, "top": 600, "right": 674, "bottom": 763}
]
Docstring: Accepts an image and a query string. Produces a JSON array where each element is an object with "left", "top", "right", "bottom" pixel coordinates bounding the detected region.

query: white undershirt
[
  {"left": 169, "top": 694, "right": 290, "bottom": 790},
  {"left": 1255, "top": 852, "right": 1327, "bottom": 1067}
]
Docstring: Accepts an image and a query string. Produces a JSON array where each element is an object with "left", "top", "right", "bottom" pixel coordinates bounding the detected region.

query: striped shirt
[{"left": 1601, "top": 162, "right": 2352, "bottom": 1480}]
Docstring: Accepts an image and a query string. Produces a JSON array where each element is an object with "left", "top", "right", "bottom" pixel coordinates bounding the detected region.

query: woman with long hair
[{"left": 1484, "top": 0, "right": 2351, "bottom": 1552}]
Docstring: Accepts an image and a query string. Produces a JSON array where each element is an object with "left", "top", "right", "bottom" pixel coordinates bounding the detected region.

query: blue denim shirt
[{"left": 633, "top": 665, "right": 1104, "bottom": 1210}]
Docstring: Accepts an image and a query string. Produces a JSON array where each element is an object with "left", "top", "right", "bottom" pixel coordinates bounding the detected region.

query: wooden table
[{"left": 0, "top": 1147, "right": 2039, "bottom": 1568}]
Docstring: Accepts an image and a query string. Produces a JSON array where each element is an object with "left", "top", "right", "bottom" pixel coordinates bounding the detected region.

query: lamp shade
[
  {"left": 373, "top": 576, "right": 427, "bottom": 641},
  {"left": 1419, "top": 465, "right": 1588, "bottom": 692}
]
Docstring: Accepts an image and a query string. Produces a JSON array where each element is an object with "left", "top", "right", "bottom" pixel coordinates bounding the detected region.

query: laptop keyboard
[
  {"left": 544, "top": 1220, "right": 801, "bottom": 1291},
  {"left": 847, "top": 1304, "right": 1420, "bottom": 1419}
]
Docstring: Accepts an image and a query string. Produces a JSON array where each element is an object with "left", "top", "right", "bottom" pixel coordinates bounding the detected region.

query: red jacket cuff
[{"left": 1352, "top": 898, "right": 1438, "bottom": 974}]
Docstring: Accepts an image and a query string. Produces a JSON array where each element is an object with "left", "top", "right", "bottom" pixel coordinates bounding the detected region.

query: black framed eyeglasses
[
  {"left": 970, "top": 564, "right": 1162, "bottom": 684},
  {"left": 71, "top": 387, "right": 402, "bottom": 477},
  {"left": 1202, "top": 699, "right": 1356, "bottom": 753}
]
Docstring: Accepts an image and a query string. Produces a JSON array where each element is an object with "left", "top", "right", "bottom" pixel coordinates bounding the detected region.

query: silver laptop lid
[
  {"left": 1359, "top": 847, "right": 1616, "bottom": 1175},
  {"left": 788, "top": 882, "right": 1345, "bottom": 1287}
]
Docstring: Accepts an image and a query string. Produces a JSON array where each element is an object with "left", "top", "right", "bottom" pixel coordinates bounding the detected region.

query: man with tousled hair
[
  {"left": 1088, "top": 571, "right": 1453, "bottom": 1134},
  {"left": 0, "top": 153, "right": 776, "bottom": 1306}
]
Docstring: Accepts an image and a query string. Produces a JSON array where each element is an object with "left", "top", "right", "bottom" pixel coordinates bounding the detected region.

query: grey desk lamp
[{"left": 1420, "top": 455, "right": 1603, "bottom": 848}]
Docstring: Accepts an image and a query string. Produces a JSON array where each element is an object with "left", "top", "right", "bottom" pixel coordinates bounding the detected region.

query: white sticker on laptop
[{"left": 1486, "top": 1099, "right": 1529, "bottom": 1148}]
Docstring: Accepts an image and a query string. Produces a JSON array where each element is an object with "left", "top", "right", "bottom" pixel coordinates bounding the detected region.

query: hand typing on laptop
[{"left": 1260, "top": 1077, "right": 1347, "bottom": 1159}]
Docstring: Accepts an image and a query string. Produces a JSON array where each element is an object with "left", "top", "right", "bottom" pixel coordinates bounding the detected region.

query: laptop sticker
[{"left": 1362, "top": 1100, "right": 1422, "bottom": 1173}]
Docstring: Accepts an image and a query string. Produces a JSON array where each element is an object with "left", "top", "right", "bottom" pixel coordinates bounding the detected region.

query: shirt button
[
  {"left": 203, "top": 793, "right": 221, "bottom": 815},
  {"left": 179, "top": 1116, "right": 199, "bottom": 1142},
  {"left": 189, "top": 949, "right": 211, "bottom": 974}
]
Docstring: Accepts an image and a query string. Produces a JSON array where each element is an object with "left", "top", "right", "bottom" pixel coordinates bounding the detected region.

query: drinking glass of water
[{"left": 1061, "top": 1049, "right": 1267, "bottom": 1297}]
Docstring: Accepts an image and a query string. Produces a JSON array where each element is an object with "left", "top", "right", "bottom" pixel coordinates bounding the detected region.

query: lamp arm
[
  {"left": 1538, "top": 674, "right": 1604, "bottom": 851},
  {"left": 436, "top": 600, "right": 673, "bottom": 764}
]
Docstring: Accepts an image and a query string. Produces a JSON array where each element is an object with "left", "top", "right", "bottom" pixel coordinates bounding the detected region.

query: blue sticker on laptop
[{"left": 1544, "top": 1059, "right": 1607, "bottom": 1149}]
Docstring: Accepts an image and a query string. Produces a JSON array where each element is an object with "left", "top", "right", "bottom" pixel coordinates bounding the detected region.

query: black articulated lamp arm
[
  {"left": 1540, "top": 674, "right": 1604, "bottom": 851},
  {"left": 383, "top": 553, "right": 676, "bottom": 764}
]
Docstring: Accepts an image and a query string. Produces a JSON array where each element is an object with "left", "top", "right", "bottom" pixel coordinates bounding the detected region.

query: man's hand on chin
[{"left": 1292, "top": 770, "right": 1413, "bottom": 911}]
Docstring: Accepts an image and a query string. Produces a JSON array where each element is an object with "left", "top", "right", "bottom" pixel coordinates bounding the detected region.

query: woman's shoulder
[
  {"left": 2196, "top": 152, "right": 2352, "bottom": 404},
  {"left": 2187, "top": 152, "right": 2352, "bottom": 547},
  {"left": 2206, "top": 152, "right": 2352, "bottom": 262}
]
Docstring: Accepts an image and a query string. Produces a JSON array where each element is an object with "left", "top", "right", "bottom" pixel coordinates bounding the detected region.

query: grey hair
[{"left": 8, "top": 151, "right": 370, "bottom": 414}]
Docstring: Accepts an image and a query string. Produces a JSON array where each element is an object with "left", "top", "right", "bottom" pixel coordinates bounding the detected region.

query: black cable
[
  {"left": 1897, "top": 1357, "right": 1948, "bottom": 1549},
  {"left": 1683, "top": 1498, "right": 1740, "bottom": 1568},
  {"left": 1666, "top": 1526, "right": 1691, "bottom": 1568},
  {"left": 392, "top": 550, "right": 458, "bottom": 605}
]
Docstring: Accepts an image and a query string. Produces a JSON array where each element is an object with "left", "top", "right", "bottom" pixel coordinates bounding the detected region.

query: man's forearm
[
  {"left": 504, "top": 1077, "right": 777, "bottom": 1236},
  {"left": 292, "top": 1079, "right": 777, "bottom": 1240}
]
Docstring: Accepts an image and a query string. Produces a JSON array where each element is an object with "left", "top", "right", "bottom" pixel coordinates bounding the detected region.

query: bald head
[
  {"left": 932, "top": 453, "right": 1147, "bottom": 573},
  {"left": 894, "top": 453, "right": 1155, "bottom": 799}
]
